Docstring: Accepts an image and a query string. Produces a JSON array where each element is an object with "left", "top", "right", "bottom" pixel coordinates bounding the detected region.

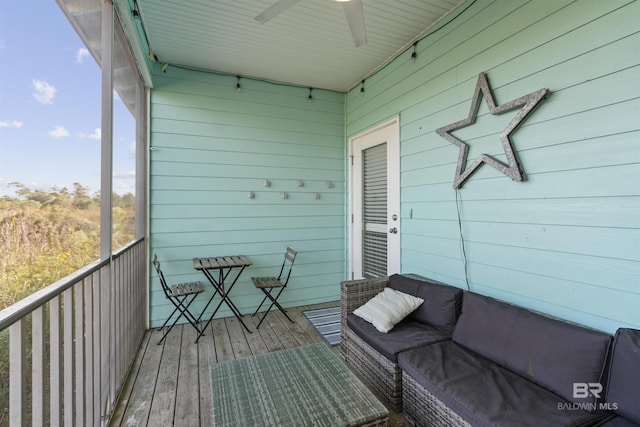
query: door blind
[{"left": 362, "top": 143, "right": 387, "bottom": 278}]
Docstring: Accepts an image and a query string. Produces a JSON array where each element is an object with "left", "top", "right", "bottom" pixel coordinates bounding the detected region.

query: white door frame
[{"left": 348, "top": 116, "right": 400, "bottom": 279}]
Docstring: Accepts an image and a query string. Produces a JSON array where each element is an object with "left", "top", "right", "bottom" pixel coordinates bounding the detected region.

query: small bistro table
[{"left": 193, "top": 255, "right": 252, "bottom": 343}]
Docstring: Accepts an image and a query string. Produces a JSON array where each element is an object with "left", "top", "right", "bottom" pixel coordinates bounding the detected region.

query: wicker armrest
[
  {"left": 340, "top": 276, "right": 388, "bottom": 361},
  {"left": 341, "top": 276, "right": 389, "bottom": 315}
]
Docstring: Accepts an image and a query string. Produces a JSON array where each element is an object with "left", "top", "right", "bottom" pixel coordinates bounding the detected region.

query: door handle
[{"left": 389, "top": 227, "right": 398, "bottom": 234}]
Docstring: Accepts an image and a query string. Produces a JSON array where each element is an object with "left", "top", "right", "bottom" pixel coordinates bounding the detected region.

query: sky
[{"left": 0, "top": 0, "right": 136, "bottom": 198}]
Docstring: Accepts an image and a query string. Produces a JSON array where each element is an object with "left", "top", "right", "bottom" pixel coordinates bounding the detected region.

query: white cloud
[
  {"left": 80, "top": 128, "right": 101, "bottom": 140},
  {"left": 0, "top": 120, "right": 24, "bottom": 128},
  {"left": 114, "top": 170, "right": 135, "bottom": 179},
  {"left": 48, "top": 126, "right": 70, "bottom": 138},
  {"left": 32, "top": 79, "right": 57, "bottom": 104},
  {"left": 76, "top": 47, "right": 89, "bottom": 64}
]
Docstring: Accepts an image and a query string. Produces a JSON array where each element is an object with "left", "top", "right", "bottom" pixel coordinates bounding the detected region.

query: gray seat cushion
[
  {"left": 388, "top": 274, "right": 463, "bottom": 329},
  {"left": 398, "top": 340, "right": 610, "bottom": 427},
  {"left": 452, "top": 292, "right": 612, "bottom": 409},
  {"left": 605, "top": 328, "right": 640, "bottom": 424},
  {"left": 598, "top": 417, "right": 640, "bottom": 427},
  {"left": 347, "top": 313, "right": 451, "bottom": 362}
]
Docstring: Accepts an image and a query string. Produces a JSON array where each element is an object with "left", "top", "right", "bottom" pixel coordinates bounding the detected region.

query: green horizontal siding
[
  {"left": 147, "top": 0, "right": 639, "bottom": 334},
  {"left": 347, "top": 0, "right": 640, "bottom": 333},
  {"left": 149, "top": 69, "right": 345, "bottom": 327}
]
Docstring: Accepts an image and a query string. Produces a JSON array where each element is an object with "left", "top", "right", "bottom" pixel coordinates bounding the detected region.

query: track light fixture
[
  {"left": 308, "top": 87, "right": 313, "bottom": 103},
  {"left": 410, "top": 42, "right": 417, "bottom": 63},
  {"left": 360, "top": 80, "right": 365, "bottom": 96},
  {"left": 236, "top": 76, "right": 241, "bottom": 92},
  {"left": 161, "top": 63, "right": 168, "bottom": 73}
]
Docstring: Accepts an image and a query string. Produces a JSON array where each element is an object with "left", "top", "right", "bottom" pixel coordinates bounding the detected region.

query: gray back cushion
[
  {"left": 606, "top": 328, "right": 640, "bottom": 423},
  {"left": 388, "top": 274, "right": 462, "bottom": 330},
  {"left": 452, "top": 292, "right": 612, "bottom": 409}
]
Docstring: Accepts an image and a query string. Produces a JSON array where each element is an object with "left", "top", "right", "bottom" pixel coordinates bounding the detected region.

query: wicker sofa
[
  {"left": 340, "top": 274, "right": 463, "bottom": 411},
  {"left": 340, "top": 274, "right": 632, "bottom": 427}
]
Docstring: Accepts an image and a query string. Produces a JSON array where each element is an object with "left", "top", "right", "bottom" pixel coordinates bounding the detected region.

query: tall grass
[{"left": 0, "top": 206, "right": 97, "bottom": 308}]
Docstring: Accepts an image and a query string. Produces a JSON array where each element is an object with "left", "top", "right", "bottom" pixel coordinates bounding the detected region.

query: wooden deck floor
[{"left": 109, "top": 302, "right": 408, "bottom": 427}]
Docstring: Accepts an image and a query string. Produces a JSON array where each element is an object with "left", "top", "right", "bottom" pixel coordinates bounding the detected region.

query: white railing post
[
  {"left": 50, "top": 296, "right": 62, "bottom": 427},
  {"left": 9, "top": 319, "right": 25, "bottom": 427},
  {"left": 75, "top": 282, "right": 86, "bottom": 424},
  {"left": 100, "top": 264, "right": 110, "bottom": 419},
  {"left": 32, "top": 306, "right": 45, "bottom": 425},
  {"left": 93, "top": 270, "right": 102, "bottom": 427},
  {"left": 63, "top": 287, "right": 74, "bottom": 426},
  {"left": 85, "top": 275, "right": 94, "bottom": 426}
]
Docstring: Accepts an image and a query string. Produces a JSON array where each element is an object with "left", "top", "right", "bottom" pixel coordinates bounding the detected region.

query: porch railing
[{"left": 0, "top": 238, "right": 146, "bottom": 426}]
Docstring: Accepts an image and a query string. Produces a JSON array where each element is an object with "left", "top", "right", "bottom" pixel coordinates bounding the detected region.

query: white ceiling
[{"left": 133, "top": 0, "right": 464, "bottom": 92}]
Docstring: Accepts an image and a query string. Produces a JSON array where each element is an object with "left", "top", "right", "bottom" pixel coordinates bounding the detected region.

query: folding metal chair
[
  {"left": 153, "top": 254, "right": 205, "bottom": 344},
  {"left": 251, "top": 247, "right": 298, "bottom": 329}
]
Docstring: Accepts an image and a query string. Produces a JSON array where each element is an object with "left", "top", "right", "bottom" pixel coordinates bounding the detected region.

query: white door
[{"left": 349, "top": 117, "right": 400, "bottom": 279}]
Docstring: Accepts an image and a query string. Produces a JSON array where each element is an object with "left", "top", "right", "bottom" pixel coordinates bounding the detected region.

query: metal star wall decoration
[{"left": 436, "top": 72, "right": 549, "bottom": 189}]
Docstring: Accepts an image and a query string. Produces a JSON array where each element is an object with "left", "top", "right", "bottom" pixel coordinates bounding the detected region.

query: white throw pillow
[{"left": 353, "top": 287, "right": 424, "bottom": 333}]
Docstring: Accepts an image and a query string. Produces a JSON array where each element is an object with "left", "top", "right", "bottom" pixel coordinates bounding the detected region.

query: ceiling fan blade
[
  {"left": 255, "top": 0, "right": 303, "bottom": 24},
  {"left": 342, "top": 0, "right": 367, "bottom": 47}
]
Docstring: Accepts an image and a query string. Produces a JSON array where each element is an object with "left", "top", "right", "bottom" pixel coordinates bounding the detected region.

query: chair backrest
[
  {"left": 276, "top": 247, "right": 297, "bottom": 286},
  {"left": 152, "top": 254, "right": 172, "bottom": 298}
]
